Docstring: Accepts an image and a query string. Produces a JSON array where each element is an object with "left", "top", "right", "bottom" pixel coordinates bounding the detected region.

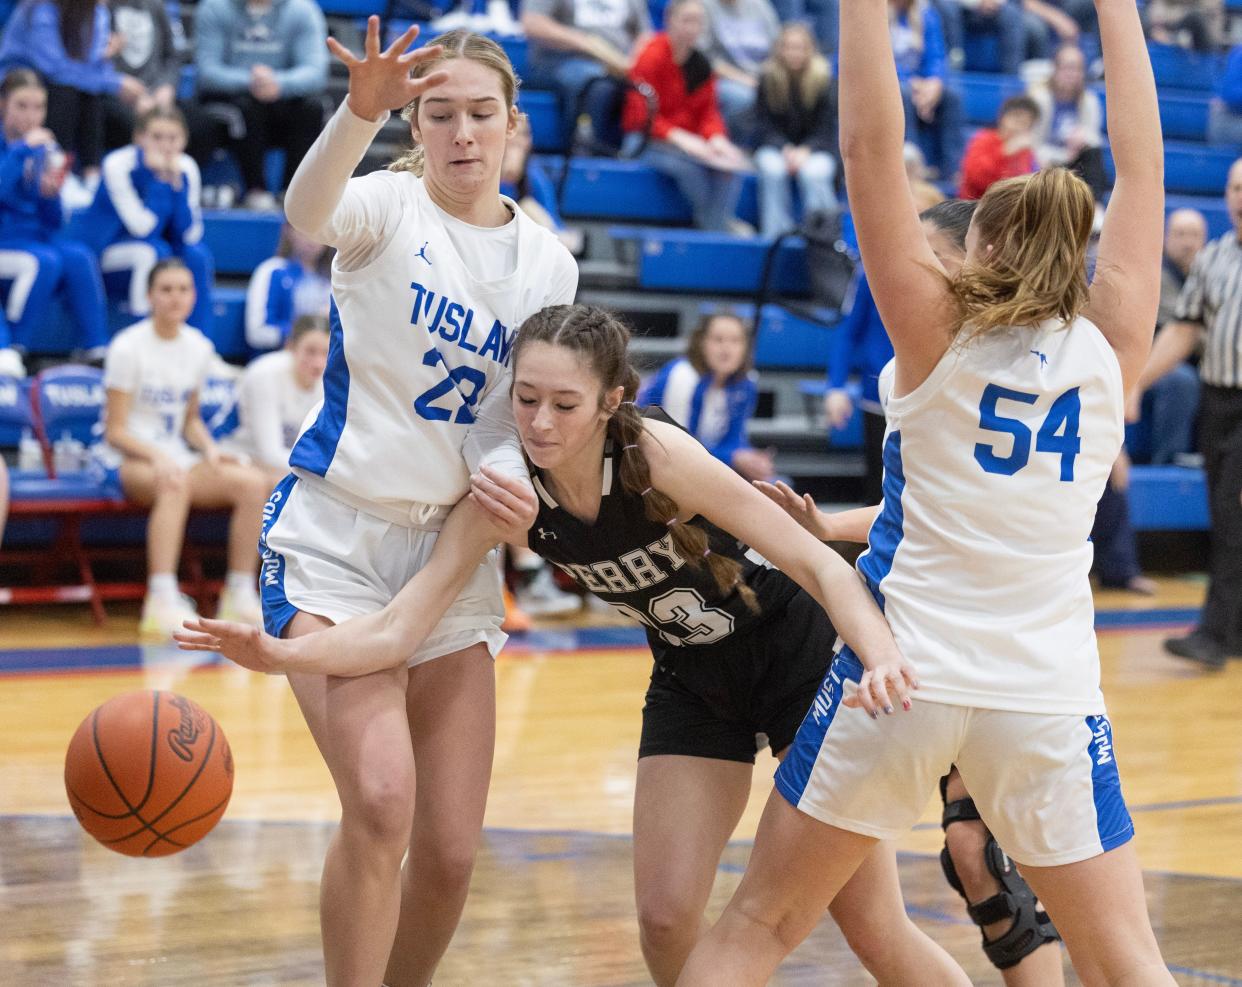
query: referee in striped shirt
[{"left": 1133, "top": 157, "right": 1242, "bottom": 667}]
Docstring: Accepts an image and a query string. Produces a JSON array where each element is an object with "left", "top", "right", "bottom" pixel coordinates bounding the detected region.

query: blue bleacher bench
[
  {"left": 611, "top": 228, "right": 809, "bottom": 295},
  {"left": 560, "top": 158, "right": 759, "bottom": 226},
  {"left": 518, "top": 90, "right": 563, "bottom": 153},
  {"left": 1128, "top": 465, "right": 1209, "bottom": 531},
  {"left": 201, "top": 210, "right": 284, "bottom": 276}
]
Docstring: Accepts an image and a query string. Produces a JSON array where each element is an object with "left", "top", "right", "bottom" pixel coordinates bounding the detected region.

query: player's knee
[
  {"left": 154, "top": 471, "right": 190, "bottom": 500},
  {"left": 836, "top": 913, "right": 891, "bottom": 971},
  {"left": 341, "top": 773, "right": 415, "bottom": 853},
  {"left": 944, "top": 817, "right": 993, "bottom": 894},
  {"left": 636, "top": 891, "right": 698, "bottom": 949},
  {"left": 417, "top": 837, "right": 478, "bottom": 894}
]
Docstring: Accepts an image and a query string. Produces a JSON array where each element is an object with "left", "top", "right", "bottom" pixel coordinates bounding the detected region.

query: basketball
[{"left": 63, "top": 691, "right": 234, "bottom": 857}]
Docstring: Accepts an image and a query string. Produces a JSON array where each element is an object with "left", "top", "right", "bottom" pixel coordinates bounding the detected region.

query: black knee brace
[{"left": 938, "top": 778, "right": 1061, "bottom": 970}]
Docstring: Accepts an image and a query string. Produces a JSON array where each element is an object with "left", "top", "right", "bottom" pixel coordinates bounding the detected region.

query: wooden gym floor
[{"left": 0, "top": 576, "right": 1239, "bottom": 985}]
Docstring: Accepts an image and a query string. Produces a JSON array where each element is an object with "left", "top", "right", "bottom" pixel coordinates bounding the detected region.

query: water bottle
[
  {"left": 53, "top": 430, "right": 83, "bottom": 475},
  {"left": 18, "top": 427, "right": 43, "bottom": 472}
]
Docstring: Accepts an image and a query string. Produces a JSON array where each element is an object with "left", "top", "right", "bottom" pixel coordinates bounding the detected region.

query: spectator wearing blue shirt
[
  {"left": 192, "top": 0, "right": 328, "bottom": 209},
  {"left": 1208, "top": 43, "right": 1242, "bottom": 147},
  {"left": 888, "top": 0, "right": 965, "bottom": 179},
  {"left": 0, "top": 69, "right": 108, "bottom": 359},
  {"left": 245, "top": 222, "right": 331, "bottom": 352},
  {"left": 639, "top": 310, "right": 775, "bottom": 481},
  {"left": 72, "top": 106, "right": 215, "bottom": 335},
  {"left": 0, "top": 0, "right": 148, "bottom": 172}
]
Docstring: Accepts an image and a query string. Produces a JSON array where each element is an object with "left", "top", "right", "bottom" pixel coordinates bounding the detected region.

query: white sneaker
[
  {"left": 0, "top": 347, "right": 26, "bottom": 379},
  {"left": 514, "top": 565, "right": 581, "bottom": 618},
  {"left": 243, "top": 189, "right": 280, "bottom": 213},
  {"left": 218, "top": 585, "right": 263, "bottom": 626},
  {"left": 139, "top": 592, "right": 199, "bottom": 639}
]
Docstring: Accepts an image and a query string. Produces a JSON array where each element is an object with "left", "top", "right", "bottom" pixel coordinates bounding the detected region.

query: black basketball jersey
[{"left": 527, "top": 433, "right": 799, "bottom": 649}]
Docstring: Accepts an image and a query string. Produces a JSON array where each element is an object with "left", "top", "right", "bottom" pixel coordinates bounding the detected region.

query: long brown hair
[
  {"left": 686, "top": 311, "right": 753, "bottom": 385},
  {"left": 513, "top": 305, "right": 758, "bottom": 611},
  {"left": 760, "top": 23, "right": 832, "bottom": 115},
  {"left": 945, "top": 167, "right": 1095, "bottom": 340},
  {"left": 390, "top": 30, "right": 519, "bottom": 177}
]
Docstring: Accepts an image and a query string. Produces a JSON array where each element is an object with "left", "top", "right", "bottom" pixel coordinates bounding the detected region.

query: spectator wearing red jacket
[
  {"left": 958, "top": 94, "right": 1040, "bottom": 200},
  {"left": 622, "top": 0, "right": 751, "bottom": 231}
]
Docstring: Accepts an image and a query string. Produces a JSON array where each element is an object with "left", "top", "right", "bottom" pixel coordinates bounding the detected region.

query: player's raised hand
[
  {"left": 330, "top": 16, "right": 449, "bottom": 122},
  {"left": 174, "top": 618, "right": 292, "bottom": 674}
]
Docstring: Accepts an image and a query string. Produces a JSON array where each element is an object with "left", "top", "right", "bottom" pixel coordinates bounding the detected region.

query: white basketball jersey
[
  {"left": 289, "top": 173, "right": 577, "bottom": 523},
  {"left": 227, "top": 350, "right": 322, "bottom": 471},
  {"left": 863, "top": 316, "right": 1124, "bottom": 715}
]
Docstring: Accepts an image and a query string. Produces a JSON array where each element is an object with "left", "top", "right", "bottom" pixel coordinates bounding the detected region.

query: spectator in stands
[
  {"left": 771, "top": 0, "right": 838, "bottom": 55},
  {"left": 1091, "top": 448, "right": 1157, "bottom": 595},
  {"left": 904, "top": 140, "right": 945, "bottom": 210},
  {"left": 824, "top": 199, "right": 975, "bottom": 504},
  {"left": 1022, "top": 0, "right": 1097, "bottom": 59},
  {"left": 753, "top": 22, "right": 839, "bottom": 237},
  {"left": 639, "top": 310, "right": 775, "bottom": 481},
  {"left": 1209, "top": 43, "right": 1242, "bottom": 148},
  {"left": 1138, "top": 207, "right": 1207, "bottom": 464},
  {"left": 72, "top": 105, "right": 214, "bottom": 334},
  {"left": 935, "top": 0, "right": 1028, "bottom": 74},
  {"left": 700, "top": 0, "right": 781, "bottom": 144},
  {"left": 521, "top": 0, "right": 650, "bottom": 151},
  {"left": 499, "top": 112, "right": 582, "bottom": 253},
  {"left": 1131, "top": 158, "right": 1242, "bottom": 668},
  {"left": 98, "top": 257, "right": 268, "bottom": 638},
  {"left": 958, "top": 93, "right": 1039, "bottom": 200},
  {"left": 218, "top": 313, "right": 327, "bottom": 483},
  {"left": 1143, "top": 0, "right": 1221, "bottom": 51},
  {"left": 1028, "top": 44, "right": 1108, "bottom": 201},
  {"left": 0, "top": 68, "right": 109, "bottom": 361},
  {"left": 622, "top": 0, "right": 751, "bottom": 232},
  {"left": 0, "top": 0, "right": 147, "bottom": 174},
  {"left": 0, "top": 457, "right": 7, "bottom": 547},
  {"left": 192, "top": 0, "right": 328, "bottom": 210},
  {"left": 103, "top": 0, "right": 183, "bottom": 149},
  {"left": 245, "top": 221, "right": 330, "bottom": 352},
  {"left": 888, "top": 0, "right": 965, "bottom": 180}
]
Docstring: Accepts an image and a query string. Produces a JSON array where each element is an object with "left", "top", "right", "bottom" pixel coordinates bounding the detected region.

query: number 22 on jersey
[
  {"left": 974, "top": 383, "right": 1082, "bottom": 481},
  {"left": 413, "top": 347, "right": 487, "bottom": 425}
]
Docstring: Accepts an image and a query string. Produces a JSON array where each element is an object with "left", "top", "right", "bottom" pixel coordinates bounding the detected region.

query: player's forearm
[
  {"left": 827, "top": 505, "right": 881, "bottom": 544},
  {"left": 808, "top": 559, "right": 905, "bottom": 671},
  {"left": 275, "top": 499, "right": 504, "bottom": 676},
  {"left": 1096, "top": 0, "right": 1162, "bottom": 187},
  {"left": 284, "top": 101, "right": 385, "bottom": 240}
]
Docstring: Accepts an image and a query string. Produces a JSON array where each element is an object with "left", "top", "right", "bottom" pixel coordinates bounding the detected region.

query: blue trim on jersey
[
  {"left": 856, "top": 430, "right": 906, "bottom": 609},
  {"left": 259, "top": 474, "right": 300, "bottom": 639},
  {"left": 289, "top": 296, "right": 348, "bottom": 477},
  {"left": 773, "top": 649, "right": 864, "bottom": 808},
  {"left": 1085, "top": 714, "right": 1135, "bottom": 852}
]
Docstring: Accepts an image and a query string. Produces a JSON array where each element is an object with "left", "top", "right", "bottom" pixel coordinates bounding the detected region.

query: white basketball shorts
[
  {"left": 774, "top": 650, "right": 1135, "bottom": 867},
  {"left": 258, "top": 474, "right": 506, "bottom": 667}
]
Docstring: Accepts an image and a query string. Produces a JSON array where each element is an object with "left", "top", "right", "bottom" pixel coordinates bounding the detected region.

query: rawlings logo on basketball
[{"left": 166, "top": 694, "right": 207, "bottom": 762}]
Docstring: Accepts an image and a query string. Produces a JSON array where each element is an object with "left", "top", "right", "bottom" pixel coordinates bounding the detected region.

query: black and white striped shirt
[{"left": 1174, "top": 233, "right": 1242, "bottom": 388}]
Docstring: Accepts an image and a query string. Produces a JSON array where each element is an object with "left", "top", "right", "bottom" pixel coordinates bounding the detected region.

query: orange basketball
[{"left": 64, "top": 690, "right": 234, "bottom": 857}]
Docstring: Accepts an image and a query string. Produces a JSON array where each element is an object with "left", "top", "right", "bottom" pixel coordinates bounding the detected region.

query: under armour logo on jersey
[
  {"left": 415, "top": 241, "right": 432, "bottom": 266},
  {"left": 537, "top": 527, "right": 557, "bottom": 541},
  {"left": 1030, "top": 350, "right": 1049, "bottom": 369}
]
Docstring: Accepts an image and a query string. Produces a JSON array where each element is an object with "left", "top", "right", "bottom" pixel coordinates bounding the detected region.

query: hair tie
[
  {"left": 640, "top": 487, "right": 653, "bottom": 496},
  {"left": 666, "top": 517, "right": 680, "bottom": 527},
  {"left": 702, "top": 548, "right": 712, "bottom": 559},
  {"left": 622, "top": 444, "right": 638, "bottom": 451},
  {"left": 620, "top": 400, "right": 637, "bottom": 406}
]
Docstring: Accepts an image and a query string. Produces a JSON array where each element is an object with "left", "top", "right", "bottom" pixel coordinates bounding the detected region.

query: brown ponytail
[
  {"left": 514, "top": 305, "right": 759, "bottom": 612},
  {"left": 946, "top": 167, "right": 1095, "bottom": 341}
]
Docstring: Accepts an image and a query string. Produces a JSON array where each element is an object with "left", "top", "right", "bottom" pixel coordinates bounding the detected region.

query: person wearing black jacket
[{"left": 752, "top": 22, "right": 840, "bottom": 237}]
